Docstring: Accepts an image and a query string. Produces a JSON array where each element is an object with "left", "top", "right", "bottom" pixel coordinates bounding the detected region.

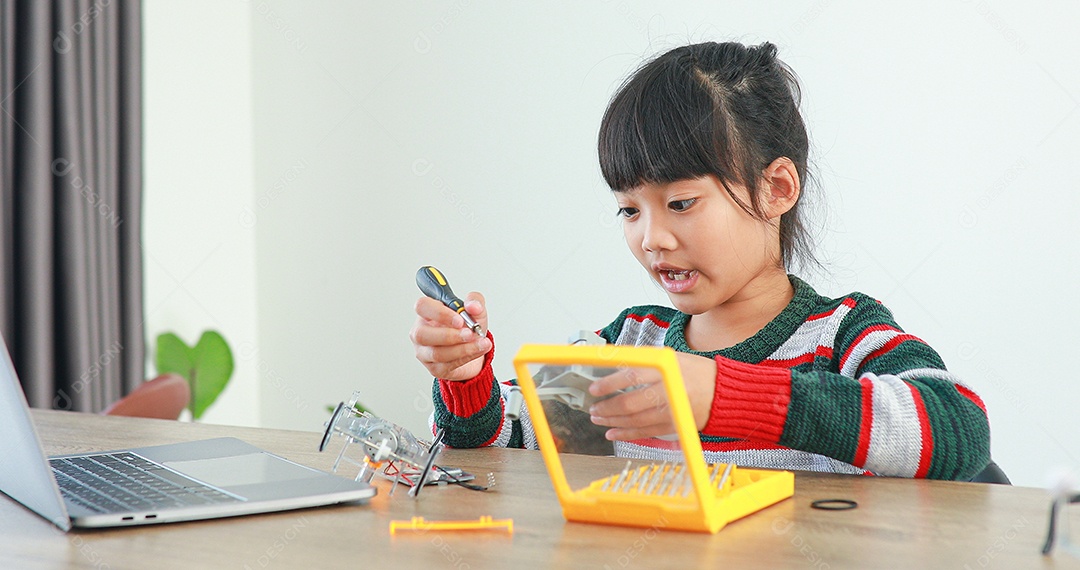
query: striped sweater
[{"left": 430, "top": 276, "right": 991, "bottom": 480}]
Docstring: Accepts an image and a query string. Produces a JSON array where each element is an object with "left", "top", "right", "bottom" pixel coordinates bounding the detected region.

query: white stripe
[
  {"left": 767, "top": 302, "right": 852, "bottom": 362},
  {"left": 490, "top": 414, "right": 512, "bottom": 447},
  {"left": 864, "top": 373, "right": 923, "bottom": 477},
  {"left": 896, "top": 367, "right": 969, "bottom": 389},
  {"left": 840, "top": 329, "right": 903, "bottom": 377},
  {"left": 519, "top": 407, "right": 538, "bottom": 450},
  {"left": 767, "top": 319, "right": 827, "bottom": 361},
  {"left": 820, "top": 301, "right": 853, "bottom": 345},
  {"left": 614, "top": 441, "right": 866, "bottom": 475},
  {"left": 614, "top": 316, "right": 667, "bottom": 347}
]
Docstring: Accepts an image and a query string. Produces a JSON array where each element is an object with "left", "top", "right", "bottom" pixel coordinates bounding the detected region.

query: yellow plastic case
[{"left": 513, "top": 344, "right": 794, "bottom": 533}]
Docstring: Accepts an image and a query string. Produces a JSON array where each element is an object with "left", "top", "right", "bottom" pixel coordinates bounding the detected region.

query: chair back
[
  {"left": 102, "top": 374, "right": 190, "bottom": 420},
  {"left": 970, "top": 460, "right": 1010, "bottom": 485}
]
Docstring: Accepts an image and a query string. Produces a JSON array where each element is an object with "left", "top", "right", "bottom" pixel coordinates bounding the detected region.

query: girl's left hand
[{"left": 587, "top": 353, "right": 718, "bottom": 440}]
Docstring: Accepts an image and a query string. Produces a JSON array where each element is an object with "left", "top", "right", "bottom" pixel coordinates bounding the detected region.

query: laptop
[{"left": 0, "top": 335, "right": 375, "bottom": 530}]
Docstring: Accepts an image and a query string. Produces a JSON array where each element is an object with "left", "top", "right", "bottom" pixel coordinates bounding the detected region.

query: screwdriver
[{"left": 416, "top": 266, "right": 483, "bottom": 336}]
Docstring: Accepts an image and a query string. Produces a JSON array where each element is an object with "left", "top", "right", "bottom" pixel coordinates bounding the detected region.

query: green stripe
[
  {"left": 780, "top": 370, "right": 863, "bottom": 465},
  {"left": 908, "top": 378, "right": 990, "bottom": 479},
  {"left": 698, "top": 434, "right": 743, "bottom": 444},
  {"left": 508, "top": 420, "right": 524, "bottom": 449},
  {"left": 431, "top": 378, "right": 503, "bottom": 448}
]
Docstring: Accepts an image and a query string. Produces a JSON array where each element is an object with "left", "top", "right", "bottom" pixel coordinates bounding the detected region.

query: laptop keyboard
[{"left": 50, "top": 452, "right": 240, "bottom": 514}]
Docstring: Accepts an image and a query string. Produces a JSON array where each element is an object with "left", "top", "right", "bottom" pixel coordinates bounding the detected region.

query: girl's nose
[{"left": 640, "top": 215, "right": 676, "bottom": 252}]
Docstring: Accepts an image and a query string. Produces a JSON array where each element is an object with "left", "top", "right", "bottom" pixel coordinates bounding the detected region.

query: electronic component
[
  {"left": 319, "top": 392, "right": 493, "bottom": 496},
  {"left": 504, "top": 386, "right": 524, "bottom": 421},
  {"left": 531, "top": 331, "right": 625, "bottom": 411}
]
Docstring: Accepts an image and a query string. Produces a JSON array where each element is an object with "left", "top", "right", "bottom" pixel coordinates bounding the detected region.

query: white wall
[
  {"left": 147, "top": 1, "right": 1080, "bottom": 487},
  {"left": 143, "top": 1, "right": 259, "bottom": 426}
]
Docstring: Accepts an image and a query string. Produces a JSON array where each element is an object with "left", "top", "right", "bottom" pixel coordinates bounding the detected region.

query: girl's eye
[
  {"left": 616, "top": 207, "right": 639, "bottom": 218},
  {"left": 669, "top": 198, "right": 697, "bottom": 212}
]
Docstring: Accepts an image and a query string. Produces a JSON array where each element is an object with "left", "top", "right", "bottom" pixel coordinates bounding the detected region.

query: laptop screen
[{"left": 0, "top": 335, "right": 72, "bottom": 530}]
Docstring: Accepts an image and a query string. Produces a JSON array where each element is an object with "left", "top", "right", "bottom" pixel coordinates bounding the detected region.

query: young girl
[{"left": 410, "top": 41, "right": 990, "bottom": 480}]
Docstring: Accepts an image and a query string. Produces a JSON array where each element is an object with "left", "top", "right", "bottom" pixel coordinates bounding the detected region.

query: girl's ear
[{"left": 761, "top": 157, "right": 800, "bottom": 220}]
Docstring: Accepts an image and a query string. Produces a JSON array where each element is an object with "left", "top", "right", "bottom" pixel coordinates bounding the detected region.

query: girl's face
[{"left": 615, "top": 175, "right": 784, "bottom": 316}]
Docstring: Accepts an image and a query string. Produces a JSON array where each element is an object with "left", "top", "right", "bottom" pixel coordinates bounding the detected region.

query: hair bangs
[{"left": 598, "top": 55, "right": 738, "bottom": 192}]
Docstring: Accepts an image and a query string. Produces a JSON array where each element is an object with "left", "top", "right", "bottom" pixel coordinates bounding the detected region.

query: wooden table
[{"left": 0, "top": 410, "right": 1069, "bottom": 569}]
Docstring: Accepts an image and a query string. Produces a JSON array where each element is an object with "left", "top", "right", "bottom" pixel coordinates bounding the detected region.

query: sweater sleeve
[
  {"left": 431, "top": 308, "right": 647, "bottom": 450},
  {"left": 701, "top": 301, "right": 990, "bottom": 481},
  {"left": 429, "top": 332, "right": 535, "bottom": 450}
]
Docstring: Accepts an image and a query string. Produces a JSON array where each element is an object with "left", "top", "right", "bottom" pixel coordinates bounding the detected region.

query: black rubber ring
[{"left": 811, "top": 499, "right": 858, "bottom": 511}]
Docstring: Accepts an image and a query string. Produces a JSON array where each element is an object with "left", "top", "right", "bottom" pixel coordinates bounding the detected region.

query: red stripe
[
  {"left": 853, "top": 376, "right": 874, "bottom": 467},
  {"left": 700, "top": 439, "right": 789, "bottom": 453},
  {"left": 761, "top": 346, "right": 834, "bottom": 368},
  {"left": 438, "top": 376, "right": 493, "bottom": 417},
  {"left": 839, "top": 324, "right": 903, "bottom": 372},
  {"left": 626, "top": 313, "right": 670, "bottom": 328},
  {"left": 907, "top": 383, "right": 935, "bottom": 478},
  {"left": 761, "top": 353, "right": 816, "bottom": 368},
  {"left": 955, "top": 384, "right": 987, "bottom": 415},
  {"left": 438, "top": 331, "right": 497, "bottom": 417},
  {"left": 861, "top": 334, "right": 925, "bottom": 368},
  {"left": 702, "top": 357, "right": 791, "bottom": 443},
  {"left": 437, "top": 380, "right": 462, "bottom": 414}
]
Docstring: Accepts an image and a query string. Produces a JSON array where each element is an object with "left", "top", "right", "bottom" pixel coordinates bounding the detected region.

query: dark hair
[{"left": 598, "top": 41, "right": 814, "bottom": 270}]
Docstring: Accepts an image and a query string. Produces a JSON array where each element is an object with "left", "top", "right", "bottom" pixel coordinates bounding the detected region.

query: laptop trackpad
[{"left": 164, "top": 453, "right": 321, "bottom": 488}]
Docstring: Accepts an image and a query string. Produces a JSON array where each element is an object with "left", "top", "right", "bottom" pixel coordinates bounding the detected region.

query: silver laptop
[{"left": 0, "top": 335, "right": 375, "bottom": 530}]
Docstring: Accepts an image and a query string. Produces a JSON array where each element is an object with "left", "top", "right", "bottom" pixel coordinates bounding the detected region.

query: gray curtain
[{"left": 0, "top": 1, "right": 143, "bottom": 412}]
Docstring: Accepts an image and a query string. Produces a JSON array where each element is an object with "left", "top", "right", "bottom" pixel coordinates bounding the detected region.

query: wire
[{"left": 435, "top": 464, "right": 494, "bottom": 492}]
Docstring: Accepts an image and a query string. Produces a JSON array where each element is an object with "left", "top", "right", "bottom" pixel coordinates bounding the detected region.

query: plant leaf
[
  {"left": 189, "top": 331, "right": 234, "bottom": 419},
  {"left": 156, "top": 333, "right": 194, "bottom": 381}
]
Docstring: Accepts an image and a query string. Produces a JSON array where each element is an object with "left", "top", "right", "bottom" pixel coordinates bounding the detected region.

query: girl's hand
[
  {"left": 410, "top": 292, "right": 492, "bottom": 381},
  {"left": 587, "top": 353, "right": 718, "bottom": 440}
]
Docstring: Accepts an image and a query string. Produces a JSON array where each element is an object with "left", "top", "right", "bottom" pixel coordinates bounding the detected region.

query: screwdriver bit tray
[{"left": 514, "top": 343, "right": 794, "bottom": 533}]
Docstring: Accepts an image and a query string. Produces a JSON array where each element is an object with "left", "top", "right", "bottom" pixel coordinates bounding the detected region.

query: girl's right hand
[{"left": 410, "top": 292, "right": 492, "bottom": 381}]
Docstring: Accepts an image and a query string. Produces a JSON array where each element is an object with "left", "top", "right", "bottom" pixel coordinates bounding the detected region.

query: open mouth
[
  {"left": 657, "top": 269, "right": 698, "bottom": 293},
  {"left": 664, "top": 270, "right": 693, "bottom": 281}
]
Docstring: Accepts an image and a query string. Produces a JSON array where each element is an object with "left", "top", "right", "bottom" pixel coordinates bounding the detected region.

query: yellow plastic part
[
  {"left": 389, "top": 516, "right": 513, "bottom": 535},
  {"left": 425, "top": 267, "right": 448, "bottom": 286},
  {"left": 513, "top": 344, "right": 794, "bottom": 534}
]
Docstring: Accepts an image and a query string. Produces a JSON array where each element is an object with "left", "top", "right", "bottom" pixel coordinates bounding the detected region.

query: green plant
[
  {"left": 155, "top": 330, "right": 234, "bottom": 420},
  {"left": 326, "top": 401, "right": 371, "bottom": 415}
]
